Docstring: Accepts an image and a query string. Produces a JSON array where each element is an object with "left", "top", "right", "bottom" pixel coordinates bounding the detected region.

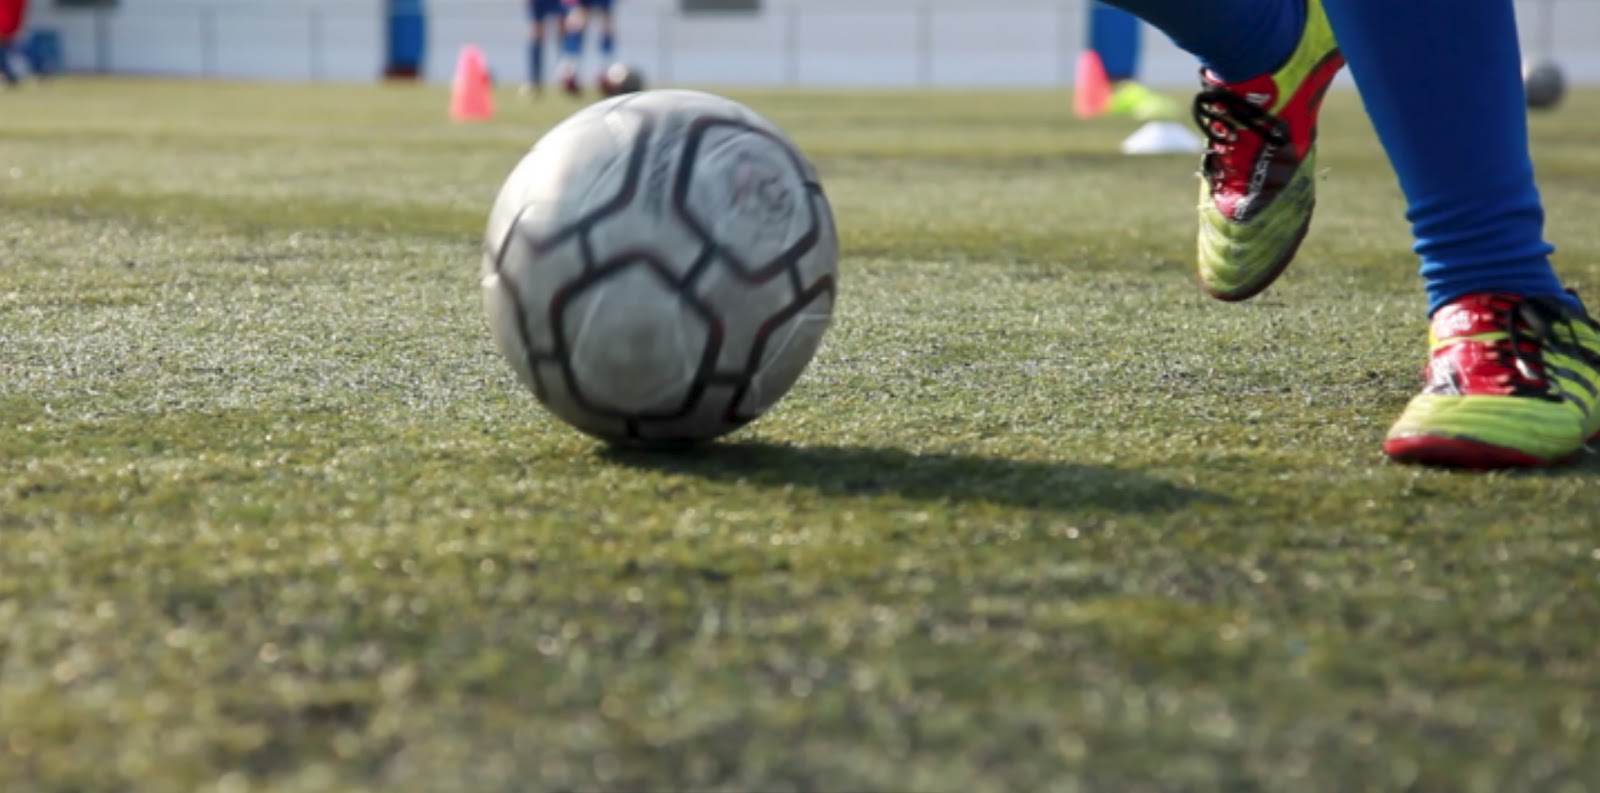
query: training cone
[
  {"left": 1120, "top": 120, "right": 1204, "bottom": 155},
  {"left": 1072, "top": 49, "right": 1112, "bottom": 119},
  {"left": 449, "top": 45, "right": 494, "bottom": 122}
]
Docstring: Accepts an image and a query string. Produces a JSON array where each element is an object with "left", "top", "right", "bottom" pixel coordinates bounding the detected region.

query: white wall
[
  {"left": 25, "top": 0, "right": 1600, "bottom": 87},
  {"left": 30, "top": 1, "right": 387, "bottom": 81}
]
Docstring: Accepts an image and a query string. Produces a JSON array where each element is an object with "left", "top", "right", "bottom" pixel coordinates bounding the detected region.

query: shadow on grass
[{"left": 601, "top": 440, "right": 1225, "bottom": 514}]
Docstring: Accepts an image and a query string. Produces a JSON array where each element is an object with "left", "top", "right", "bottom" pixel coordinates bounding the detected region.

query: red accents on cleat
[
  {"left": 1197, "top": 50, "right": 1345, "bottom": 223},
  {"left": 1383, "top": 291, "right": 1600, "bottom": 468},
  {"left": 1419, "top": 293, "right": 1558, "bottom": 399},
  {"left": 1382, "top": 434, "right": 1552, "bottom": 469}
]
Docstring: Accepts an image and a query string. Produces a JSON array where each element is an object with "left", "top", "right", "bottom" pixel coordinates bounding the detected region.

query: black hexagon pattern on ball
[
  {"left": 548, "top": 254, "right": 725, "bottom": 422},
  {"left": 723, "top": 271, "right": 836, "bottom": 424},
  {"left": 673, "top": 117, "right": 825, "bottom": 285},
  {"left": 488, "top": 103, "right": 834, "bottom": 443},
  {"left": 487, "top": 105, "right": 660, "bottom": 406},
  {"left": 523, "top": 110, "right": 655, "bottom": 258}
]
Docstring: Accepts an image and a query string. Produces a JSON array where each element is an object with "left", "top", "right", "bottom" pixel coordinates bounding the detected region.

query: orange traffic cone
[
  {"left": 449, "top": 44, "right": 494, "bottom": 122},
  {"left": 1073, "top": 49, "right": 1112, "bottom": 119}
]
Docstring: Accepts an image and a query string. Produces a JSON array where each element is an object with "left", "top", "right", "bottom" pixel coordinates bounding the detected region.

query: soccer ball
[
  {"left": 1524, "top": 59, "right": 1565, "bottom": 111},
  {"left": 480, "top": 90, "right": 839, "bottom": 447},
  {"left": 599, "top": 63, "right": 646, "bottom": 97}
]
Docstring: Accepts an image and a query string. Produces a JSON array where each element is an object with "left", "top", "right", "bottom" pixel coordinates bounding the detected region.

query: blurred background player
[
  {"left": 0, "top": 0, "right": 25, "bottom": 88},
  {"left": 520, "top": 0, "right": 567, "bottom": 97},
  {"left": 1097, "top": 0, "right": 1600, "bottom": 468},
  {"left": 1086, "top": 2, "right": 1178, "bottom": 119},
  {"left": 556, "top": 0, "right": 617, "bottom": 96}
]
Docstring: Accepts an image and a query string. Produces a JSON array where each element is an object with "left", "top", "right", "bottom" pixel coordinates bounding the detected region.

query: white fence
[{"left": 27, "top": 0, "right": 1600, "bottom": 88}]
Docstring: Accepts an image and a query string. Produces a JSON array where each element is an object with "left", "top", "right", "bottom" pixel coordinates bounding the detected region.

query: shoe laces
[
  {"left": 1492, "top": 294, "right": 1600, "bottom": 401},
  {"left": 1192, "top": 85, "right": 1290, "bottom": 181}
]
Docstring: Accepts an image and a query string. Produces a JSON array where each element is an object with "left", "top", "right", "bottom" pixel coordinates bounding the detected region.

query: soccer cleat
[
  {"left": 1107, "top": 81, "right": 1180, "bottom": 121},
  {"left": 1192, "top": 0, "right": 1345, "bottom": 301},
  {"left": 1383, "top": 292, "right": 1600, "bottom": 468},
  {"left": 559, "top": 71, "right": 581, "bottom": 97}
]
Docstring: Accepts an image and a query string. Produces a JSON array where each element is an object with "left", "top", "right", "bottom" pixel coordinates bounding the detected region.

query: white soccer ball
[{"left": 481, "top": 89, "right": 839, "bottom": 447}]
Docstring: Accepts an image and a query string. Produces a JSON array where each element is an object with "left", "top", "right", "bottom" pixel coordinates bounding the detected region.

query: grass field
[{"left": 4, "top": 78, "right": 1600, "bottom": 792}]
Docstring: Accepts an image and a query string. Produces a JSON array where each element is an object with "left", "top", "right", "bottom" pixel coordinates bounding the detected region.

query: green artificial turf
[{"left": 3, "top": 78, "right": 1600, "bottom": 792}]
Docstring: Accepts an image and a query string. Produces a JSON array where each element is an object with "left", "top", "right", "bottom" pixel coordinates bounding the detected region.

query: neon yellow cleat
[
  {"left": 1384, "top": 292, "right": 1600, "bottom": 468},
  {"left": 1191, "top": 0, "right": 1344, "bottom": 301},
  {"left": 1106, "top": 81, "right": 1180, "bottom": 121}
]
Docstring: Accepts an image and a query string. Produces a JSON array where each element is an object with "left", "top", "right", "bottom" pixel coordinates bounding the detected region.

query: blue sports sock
[
  {"left": 1088, "top": 3, "right": 1141, "bottom": 82},
  {"left": 1321, "top": 0, "right": 1568, "bottom": 313},
  {"left": 561, "top": 27, "right": 583, "bottom": 62},
  {"left": 0, "top": 40, "right": 18, "bottom": 85},
  {"left": 528, "top": 38, "right": 544, "bottom": 84},
  {"left": 599, "top": 31, "right": 614, "bottom": 62},
  {"left": 1098, "top": 0, "right": 1304, "bottom": 82}
]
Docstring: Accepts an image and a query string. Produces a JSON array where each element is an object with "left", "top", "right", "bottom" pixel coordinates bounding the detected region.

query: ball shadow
[{"left": 600, "top": 439, "right": 1225, "bottom": 514}]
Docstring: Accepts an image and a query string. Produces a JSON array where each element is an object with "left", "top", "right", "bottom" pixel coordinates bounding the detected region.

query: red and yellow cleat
[
  {"left": 1191, "top": 0, "right": 1345, "bottom": 301},
  {"left": 1384, "top": 292, "right": 1600, "bottom": 468}
]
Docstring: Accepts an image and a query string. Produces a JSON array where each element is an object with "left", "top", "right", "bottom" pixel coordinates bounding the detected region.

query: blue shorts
[
  {"left": 575, "top": 0, "right": 613, "bottom": 9},
  {"left": 528, "top": 0, "right": 564, "bottom": 20}
]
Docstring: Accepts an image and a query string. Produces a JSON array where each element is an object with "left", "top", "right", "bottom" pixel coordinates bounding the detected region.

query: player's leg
[
  {"left": 1087, "top": 3, "right": 1175, "bottom": 120},
  {"left": 1098, "top": 0, "right": 1303, "bottom": 82},
  {"left": 1324, "top": 0, "right": 1565, "bottom": 316},
  {"left": 1317, "top": 0, "right": 1600, "bottom": 466},
  {"left": 588, "top": 0, "right": 617, "bottom": 90},
  {"left": 1089, "top": 3, "right": 1145, "bottom": 115},
  {"left": 529, "top": 18, "right": 546, "bottom": 87},
  {"left": 595, "top": 1, "right": 616, "bottom": 66},
  {"left": 557, "top": 1, "right": 587, "bottom": 94},
  {"left": 1088, "top": 3, "right": 1139, "bottom": 82},
  {"left": 0, "top": 0, "right": 21, "bottom": 86},
  {"left": 0, "top": 37, "right": 18, "bottom": 87},
  {"left": 523, "top": 2, "right": 551, "bottom": 96},
  {"left": 1099, "top": 0, "right": 1342, "bottom": 301}
]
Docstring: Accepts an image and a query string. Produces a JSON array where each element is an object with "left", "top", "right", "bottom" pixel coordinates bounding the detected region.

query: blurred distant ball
[
  {"left": 1524, "top": 59, "right": 1565, "bottom": 111},
  {"left": 599, "top": 63, "right": 645, "bottom": 97}
]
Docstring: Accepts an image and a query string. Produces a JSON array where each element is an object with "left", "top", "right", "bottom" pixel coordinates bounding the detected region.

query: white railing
[{"left": 29, "top": 0, "right": 1600, "bottom": 87}]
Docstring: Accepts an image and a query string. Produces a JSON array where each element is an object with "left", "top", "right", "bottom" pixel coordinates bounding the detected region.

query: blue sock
[
  {"left": 1088, "top": 3, "right": 1142, "bottom": 82},
  {"left": 561, "top": 28, "right": 583, "bottom": 63},
  {"left": 599, "top": 31, "right": 615, "bottom": 63},
  {"left": 0, "top": 40, "right": 18, "bottom": 85},
  {"left": 1098, "top": 0, "right": 1304, "bottom": 82},
  {"left": 528, "top": 38, "right": 544, "bottom": 84},
  {"left": 1321, "top": 0, "right": 1567, "bottom": 313}
]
